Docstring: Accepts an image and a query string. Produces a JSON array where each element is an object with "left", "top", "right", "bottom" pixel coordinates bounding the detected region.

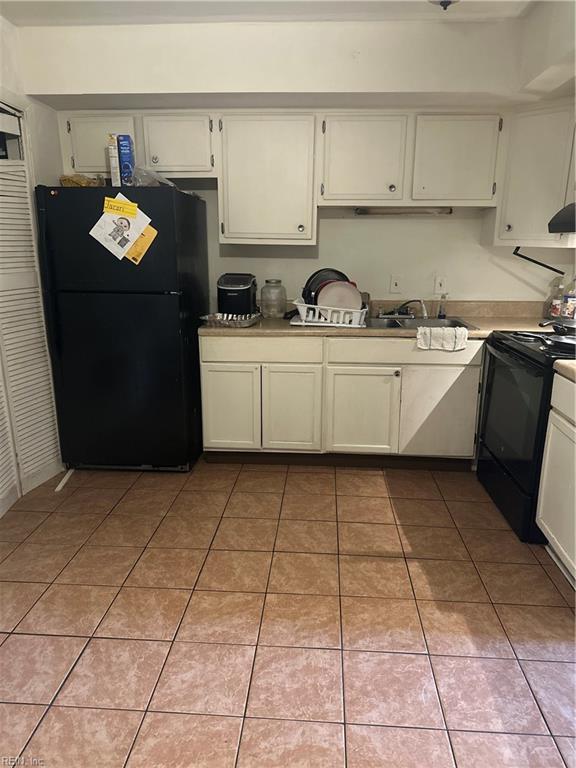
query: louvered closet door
[
  {"left": 0, "top": 160, "right": 61, "bottom": 495},
  {"left": 0, "top": 363, "right": 18, "bottom": 515}
]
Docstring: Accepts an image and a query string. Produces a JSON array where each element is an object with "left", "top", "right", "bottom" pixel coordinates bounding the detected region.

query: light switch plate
[
  {"left": 434, "top": 275, "right": 447, "bottom": 294},
  {"left": 390, "top": 275, "right": 402, "bottom": 294}
]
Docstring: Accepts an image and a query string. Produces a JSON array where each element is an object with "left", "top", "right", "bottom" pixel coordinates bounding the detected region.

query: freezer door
[
  {"left": 53, "top": 292, "right": 189, "bottom": 468},
  {"left": 37, "top": 186, "right": 181, "bottom": 292}
]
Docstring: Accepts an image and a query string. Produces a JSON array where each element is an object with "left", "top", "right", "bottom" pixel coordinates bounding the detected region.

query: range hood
[{"left": 548, "top": 203, "right": 576, "bottom": 234}]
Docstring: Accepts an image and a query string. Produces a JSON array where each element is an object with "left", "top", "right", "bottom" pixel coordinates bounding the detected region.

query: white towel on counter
[{"left": 416, "top": 326, "right": 468, "bottom": 351}]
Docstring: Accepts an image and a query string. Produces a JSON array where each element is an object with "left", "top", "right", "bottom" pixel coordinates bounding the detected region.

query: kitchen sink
[{"left": 367, "top": 317, "right": 478, "bottom": 330}]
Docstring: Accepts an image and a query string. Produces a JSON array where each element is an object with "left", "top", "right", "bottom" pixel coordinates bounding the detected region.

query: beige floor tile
[
  {"left": 399, "top": 526, "right": 469, "bottom": 560},
  {"left": 496, "top": 605, "right": 576, "bottom": 662},
  {"left": 340, "top": 523, "right": 403, "bottom": 557},
  {"left": 275, "top": 520, "right": 337, "bottom": 553},
  {"left": 0, "top": 581, "right": 48, "bottom": 631},
  {"left": 212, "top": 518, "right": 278, "bottom": 551},
  {"left": 22, "top": 706, "right": 142, "bottom": 767},
  {"left": 56, "top": 637, "right": 169, "bottom": 710},
  {"left": 259, "top": 593, "right": 341, "bottom": 648},
  {"left": 87, "top": 515, "right": 159, "bottom": 547},
  {"left": 392, "top": 498, "right": 454, "bottom": 528},
  {"left": 340, "top": 555, "right": 413, "bottom": 599},
  {"left": 76, "top": 470, "right": 140, "bottom": 490},
  {"left": 132, "top": 472, "right": 189, "bottom": 491},
  {"left": 196, "top": 550, "right": 272, "bottom": 592},
  {"left": 284, "top": 474, "right": 336, "bottom": 495},
  {"left": 433, "top": 471, "right": 491, "bottom": 502},
  {"left": 247, "top": 646, "right": 343, "bottom": 722},
  {"left": 281, "top": 493, "right": 336, "bottom": 521},
  {"left": 344, "top": 651, "right": 444, "bottom": 728},
  {"left": 432, "top": 656, "right": 547, "bottom": 734},
  {"left": 184, "top": 471, "right": 238, "bottom": 493},
  {"left": 0, "top": 703, "right": 46, "bottom": 760},
  {"left": 9, "top": 487, "right": 70, "bottom": 513},
  {"left": 126, "top": 712, "right": 242, "bottom": 768},
  {"left": 346, "top": 725, "right": 455, "bottom": 768},
  {"left": 147, "top": 517, "right": 218, "bottom": 549},
  {"left": 385, "top": 470, "right": 443, "bottom": 500},
  {"left": 126, "top": 548, "right": 206, "bottom": 589},
  {"left": 0, "top": 543, "right": 78, "bottom": 582},
  {"left": 234, "top": 473, "right": 286, "bottom": 494},
  {"left": 337, "top": 496, "right": 394, "bottom": 524},
  {"left": 56, "top": 488, "right": 124, "bottom": 515},
  {"left": 521, "top": 660, "right": 576, "bottom": 737},
  {"left": 0, "top": 510, "right": 50, "bottom": 542},
  {"left": 544, "top": 563, "right": 575, "bottom": 608},
  {"left": 268, "top": 552, "right": 339, "bottom": 595},
  {"left": 447, "top": 500, "right": 510, "bottom": 529},
  {"left": 224, "top": 492, "right": 282, "bottom": 519},
  {"left": 477, "top": 563, "right": 566, "bottom": 606},
  {"left": 111, "top": 489, "right": 176, "bottom": 518},
  {"left": 24, "top": 513, "right": 105, "bottom": 547},
  {"left": 460, "top": 529, "right": 538, "bottom": 564},
  {"left": 0, "top": 632, "right": 7, "bottom": 645},
  {"left": 0, "top": 634, "right": 86, "bottom": 703},
  {"left": 342, "top": 597, "right": 425, "bottom": 653},
  {"left": 193, "top": 460, "right": 242, "bottom": 472},
  {"left": 555, "top": 736, "right": 576, "bottom": 767},
  {"left": 0, "top": 541, "right": 17, "bottom": 562},
  {"left": 336, "top": 474, "right": 388, "bottom": 497},
  {"left": 238, "top": 719, "right": 345, "bottom": 768},
  {"left": 16, "top": 584, "right": 118, "bottom": 636},
  {"left": 167, "top": 491, "right": 228, "bottom": 519},
  {"left": 55, "top": 545, "right": 143, "bottom": 586},
  {"left": 407, "top": 560, "right": 489, "bottom": 602},
  {"left": 288, "top": 464, "right": 335, "bottom": 474},
  {"left": 177, "top": 591, "right": 264, "bottom": 644},
  {"left": 530, "top": 544, "right": 556, "bottom": 565},
  {"left": 96, "top": 587, "right": 190, "bottom": 640},
  {"left": 450, "top": 732, "right": 564, "bottom": 768},
  {"left": 242, "top": 463, "right": 288, "bottom": 473},
  {"left": 151, "top": 642, "right": 255, "bottom": 716},
  {"left": 418, "top": 601, "right": 514, "bottom": 658}
]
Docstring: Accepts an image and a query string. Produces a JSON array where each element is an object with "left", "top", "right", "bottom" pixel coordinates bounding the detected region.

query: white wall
[{"left": 190, "top": 189, "right": 574, "bottom": 310}]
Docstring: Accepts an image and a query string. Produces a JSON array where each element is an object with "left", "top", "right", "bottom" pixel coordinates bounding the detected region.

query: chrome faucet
[{"left": 379, "top": 299, "right": 428, "bottom": 320}]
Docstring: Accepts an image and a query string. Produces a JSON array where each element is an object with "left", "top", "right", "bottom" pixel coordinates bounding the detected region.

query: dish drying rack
[
  {"left": 290, "top": 298, "right": 367, "bottom": 328},
  {"left": 201, "top": 312, "right": 261, "bottom": 328}
]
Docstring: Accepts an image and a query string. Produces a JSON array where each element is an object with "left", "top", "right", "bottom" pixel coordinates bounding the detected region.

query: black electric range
[{"left": 477, "top": 331, "right": 575, "bottom": 542}]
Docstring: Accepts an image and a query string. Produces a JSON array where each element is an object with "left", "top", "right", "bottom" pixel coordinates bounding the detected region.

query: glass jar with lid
[{"left": 260, "top": 279, "right": 287, "bottom": 318}]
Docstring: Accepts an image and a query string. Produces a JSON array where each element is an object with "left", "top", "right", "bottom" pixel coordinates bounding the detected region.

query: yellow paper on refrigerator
[
  {"left": 125, "top": 225, "right": 157, "bottom": 265},
  {"left": 103, "top": 196, "right": 138, "bottom": 217}
]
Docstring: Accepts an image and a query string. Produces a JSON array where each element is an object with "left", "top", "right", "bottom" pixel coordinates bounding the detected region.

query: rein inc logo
[{"left": 2, "top": 757, "right": 45, "bottom": 766}]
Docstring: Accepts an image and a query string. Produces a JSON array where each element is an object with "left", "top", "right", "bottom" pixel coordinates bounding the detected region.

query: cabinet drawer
[
  {"left": 200, "top": 337, "right": 323, "bottom": 363},
  {"left": 326, "top": 338, "right": 483, "bottom": 365},
  {"left": 552, "top": 373, "right": 576, "bottom": 423}
]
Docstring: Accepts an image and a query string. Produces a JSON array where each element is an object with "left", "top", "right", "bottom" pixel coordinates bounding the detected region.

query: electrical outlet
[
  {"left": 434, "top": 275, "right": 447, "bottom": 294},
  {"left": 390, "top": 275, "right": 402, "bottom": 294}
]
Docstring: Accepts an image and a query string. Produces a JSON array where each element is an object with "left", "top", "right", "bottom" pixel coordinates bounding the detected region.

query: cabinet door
[
  {"left": 262, "top": 364, "right": 322, "bottom": 451},
  {"left": 412, "top": 115, "right": 500, "bottom": 200},
  {"left": 399, "top": 366, "right": 480, "bottom": 457},
  {"left": 67, "top": 115, "right": 135, "bottom": 172},
  {"left": 143, "top": 115, "right": 213, "bottom": 172},
  {"left": 499, "top": 109, "right": 574, "bottom": 242},
  {"left": 201, "top": 364, "right": 261, "bottom": 450},
  {"left": 321, "top": 115, "right": 407, "bottom": 201},
  {"left": 220, "top": 114, "right": 315, "bottom": 241},
  {"left": 324, "top": 366, "right": 401, "bottom": 454},
  {"left": 536, "top": 410, "right": 576, "bottom": 578}
]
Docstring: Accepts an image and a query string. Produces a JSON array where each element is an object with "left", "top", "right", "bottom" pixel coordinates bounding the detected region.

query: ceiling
[{"left": 0, "top": 0, "right": 535, "bottom": 26}]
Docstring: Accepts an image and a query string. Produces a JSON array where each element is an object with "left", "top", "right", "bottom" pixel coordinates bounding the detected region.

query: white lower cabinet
[
  {"left": 399, "top": 365, "right": 480, "bottom": 457},
  {"left": 324, "top": 366, "right": 401, "bottom": 454},
  {"left": 262, "top": 364, "right": 323, "bottom": 451},
  {"left": 201, "top": 363, "right": 261, "bottom": 450}
]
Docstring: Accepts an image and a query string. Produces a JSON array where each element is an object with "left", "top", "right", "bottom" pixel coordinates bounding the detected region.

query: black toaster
[{"left": 217, "top": 273, "right": 258, "bottom": 315}]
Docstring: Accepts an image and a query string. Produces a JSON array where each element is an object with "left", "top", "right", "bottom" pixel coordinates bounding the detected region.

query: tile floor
[{"left": 0, "top": 462, "right": 574, "bottom": 767}]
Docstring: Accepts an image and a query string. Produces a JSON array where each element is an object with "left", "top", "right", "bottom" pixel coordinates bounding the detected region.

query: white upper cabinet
[
  {"left": 219, "top": 114, "right": 315, "bottom": 243},
  {"left": 498, "top": 107, "right": 575, "bottom": 244},
  {"left": 320, "top": 114, "right": 407, "bottom": 202},
  {"left": 412, "top": 115, "right": 500, "bottom": 200},
  {"left": 66, "top": 115, "right": 135, "bottom": 172},
  {"left": 143, "top": 114, "right": 213, "bottom": 173}
]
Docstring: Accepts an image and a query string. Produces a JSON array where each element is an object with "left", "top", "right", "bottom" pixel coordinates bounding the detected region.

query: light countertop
[
  {"left": 554, "top": 360, "right": 576, "bottom": 383},
  {"left": 199, "top": 316, "right": 548, "bottom": 340}
]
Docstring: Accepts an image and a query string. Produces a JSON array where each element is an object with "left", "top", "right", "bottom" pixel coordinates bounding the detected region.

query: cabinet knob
[
  {"left": 505, "top": 224, "right": 513, "bottom": 232},
  {"left": 297, "top": 224, "right": 305, "bottom": 232},
  {"left": 388, "top": 184, "right": 397, "bottom": 193},
  {"left": 394, "top": 370, "right": 401, "bottom": 377},
  {"left": 151, "top": 155, "right": 159, "bottom": 164}
]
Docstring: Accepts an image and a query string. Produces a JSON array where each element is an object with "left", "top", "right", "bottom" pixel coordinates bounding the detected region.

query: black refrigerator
[{"left": 36, "top": 185, "right": 209, "bottom": 470}]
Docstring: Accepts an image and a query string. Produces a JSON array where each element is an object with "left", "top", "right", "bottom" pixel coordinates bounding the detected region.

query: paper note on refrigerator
[
  {"left": 89, "top": 193, "right": 150, "bottom": 260},
  {"left": 125, "top": 225, "right": 157, "bottom": 265}
]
